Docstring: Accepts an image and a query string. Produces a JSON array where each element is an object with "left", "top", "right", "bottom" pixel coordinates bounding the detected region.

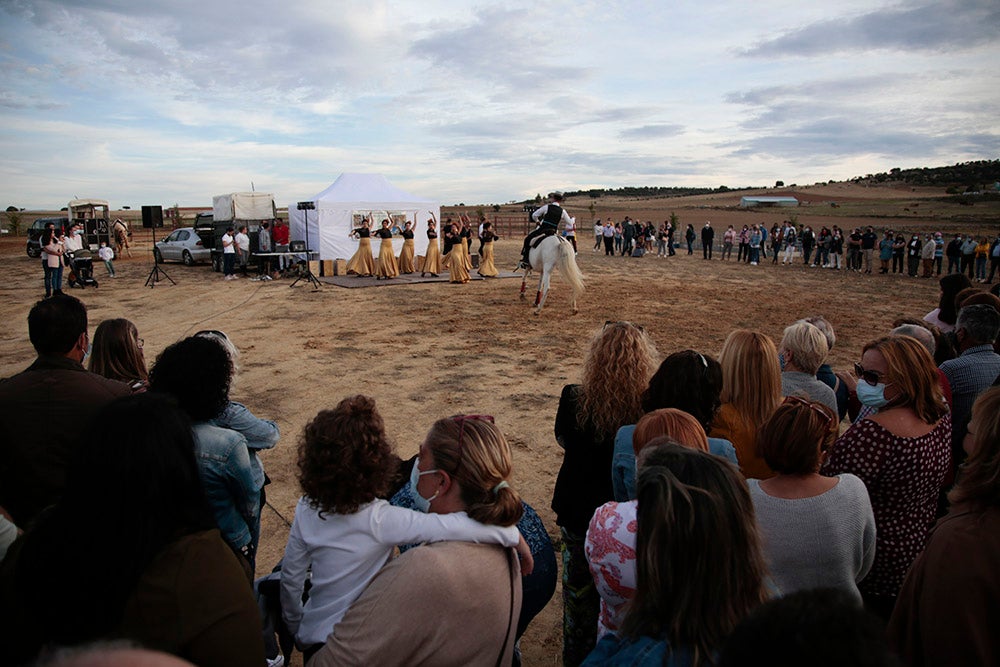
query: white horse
[{"left": 519, "top": 235, "right": 585, "bottom": 315}]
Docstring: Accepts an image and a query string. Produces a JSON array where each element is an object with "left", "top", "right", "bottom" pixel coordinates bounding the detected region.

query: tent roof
[
  {"left": 310, "top": 173, "right": 435, "bottom": 205},
  {"left": 68, "top": 198, "right": 109, "bottom": 208}
]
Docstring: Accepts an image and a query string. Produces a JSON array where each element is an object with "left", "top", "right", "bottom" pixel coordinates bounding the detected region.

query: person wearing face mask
[
  {"left": 309, "top": 413, "right": 530, "bottom": 667},
  {"left": 280, "top": 399, "right": 524, "bottom": 664},
  {"left": 0, "top": 295, "right": 132, "bottom": 528},
  {"left": 945, "top": 234, "right": 963, "bottom": 274},
  {"left": 906, "top": 234, "right": 923, "bottom": 277},
  {"left": 821, "top": 335, "right": 951, "bottom": 621}
]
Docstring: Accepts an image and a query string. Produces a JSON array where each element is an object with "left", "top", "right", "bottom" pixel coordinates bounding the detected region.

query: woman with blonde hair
[
  {"left": 710, "top": 330, "right": 782, "bottom": 479},
  {"left": 586, "top": 409, "right": 708, "bottom": 638},
  {"left": 890, "top": 386, "right": 1000, "bottom": 665},
  {"left": 552, "top": 321, "right": 658, "bottom": 665},
  {"left": 397, "top": 220, "right": 416, "bottom": 274},
  {"left": 374, "top": 219, "right": 399, "bottom": 280},
  {"left": 89, "top": 318, "right": 148, "bottom": 390},
  {"left": 420, "top": 213, "right": 442, "bottom": 278},
  {"left": 822, "top": 335, "right": 951, "bottom": 620},
  {"left": 310, "top": 413, "right": 529, "bottom": 667},
  {"left": 346, "top": 216, "right": 376, "bottom": 277}
]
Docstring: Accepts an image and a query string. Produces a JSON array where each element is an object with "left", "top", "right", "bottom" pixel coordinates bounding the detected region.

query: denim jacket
[
  {"left": 192, "top": 422, "right": 261, "bottom": 553},
  {"left": 582, "top": 634, "right": 695, "bottom": 666},
  {"left": 210, "top": 401, "right": 280, "bottom": 490}
]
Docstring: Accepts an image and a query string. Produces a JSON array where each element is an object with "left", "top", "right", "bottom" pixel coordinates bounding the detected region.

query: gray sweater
[
  {"left": 781, "top": 371, "right": 839, "bottom": 416},
  {"left": 748, "top": 474, "right": 876, "bottom": 600}
]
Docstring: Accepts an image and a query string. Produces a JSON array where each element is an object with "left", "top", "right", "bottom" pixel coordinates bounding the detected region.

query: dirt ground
[{"left": 1, "top": 186, "right": 997, "bottom": 665}]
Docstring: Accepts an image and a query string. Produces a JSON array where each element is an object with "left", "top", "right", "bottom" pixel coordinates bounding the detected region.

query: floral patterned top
[
  {"left": 821, "top": 414, "right": 952, "bottom": 597},
  {"left": 585, "top": 500, "right": 637, "bottom": 637}
]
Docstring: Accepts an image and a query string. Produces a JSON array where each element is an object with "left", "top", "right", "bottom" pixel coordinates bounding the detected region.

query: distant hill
[{"left": 850, "top": 160, "right": 1000, "bottom": 190}]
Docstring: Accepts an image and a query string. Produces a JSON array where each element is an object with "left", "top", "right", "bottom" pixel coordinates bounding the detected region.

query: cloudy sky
[{"left": 1, "top": 0, "right": 997, "bottom": 209}]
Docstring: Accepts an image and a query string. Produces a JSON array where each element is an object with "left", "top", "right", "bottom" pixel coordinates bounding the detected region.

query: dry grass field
[{"left": 1, "top": 182, "right": 998, "bottom": 665}]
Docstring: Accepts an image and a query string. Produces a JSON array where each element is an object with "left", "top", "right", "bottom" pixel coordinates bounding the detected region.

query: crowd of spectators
[{"left": 1, "top": 280, "right": 999, "bottom": 666}]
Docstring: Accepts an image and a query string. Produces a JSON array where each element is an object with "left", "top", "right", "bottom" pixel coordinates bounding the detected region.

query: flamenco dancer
[
  {"left": 375, "top": 219, "right": 399, "bottom": 280},
  {"left": 346, "top": 216, "right": 376, "bottom": 277},
  {"left": 518, "top": 191, "right": 572, "bottom": 269},
  {"left": 398, "top": 220, "right": 416, "bottom": 274},
  {"left": 442, "top": 220, "right": 470, "bottom": 284},
  {"left": 460, "top": 214, "right": 474, "bottom": 272},
  {"left": 478, "top": 221, "right": 499, "bottom": 278},
  {"left": 421, "top": 213, "right": 442, "bottom": 278}
]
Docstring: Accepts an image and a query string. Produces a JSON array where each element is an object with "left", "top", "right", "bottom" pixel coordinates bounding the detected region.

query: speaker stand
[{"left": 145, "top": 225, "right": 176, "bottom": 288}]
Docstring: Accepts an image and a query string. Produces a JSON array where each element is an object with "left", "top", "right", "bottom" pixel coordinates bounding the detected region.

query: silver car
[{"left": 153, "top": 227, "right": 211, "bottom": 266}]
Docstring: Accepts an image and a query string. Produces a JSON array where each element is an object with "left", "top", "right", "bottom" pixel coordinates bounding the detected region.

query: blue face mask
[
  {"left": 778, "top": 351, "right": 786, "bottom": 371},
  {"left": 407, "top": 458, "right": 439, "bottom": 513},
  {"left": 856, "top": 381, "right": 890, "bottom": 409}
]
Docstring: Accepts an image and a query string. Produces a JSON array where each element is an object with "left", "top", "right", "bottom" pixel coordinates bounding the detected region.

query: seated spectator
[
  {"left": 720, "top": 589, "right": 897, "bottom": 667},
  {"left": 612, "top": 349, "right": 737, "bottom": 501},
  {"left": 0, "top": 295, "right": 131, "bottom": 527},
  {"left": 939, "top": 304, "right": 1000, "bottom": 467},
  {"left": 583, "top": 443, "right": 768, "bottom": 665},
  {"left": 309, "top": 415, "right": 527, "bottom": 667},
  {"left": 803, "top": 316, "right": 850, "bottom": 421},
  {"left": 779, "top": 321, "right": 838, "bottom": 416},
  {"left": 750, "top": 397, "right": 875, "bottom": 600},
  {"left": 924, "top": 273, "right": 971, "bottom": 333},
  {"left": 0, "top": 394, "right": 264, "bottom": 666},
  {"left": 88, "top": 318, "right": 148, "bottom": 390},
  {"left": 194, "top": 330, "right": 280, "bottom": 507},
  {"left": 280, "top": 397, "right": 522, "bottom": 661},
  {"left": 589, "top": 410, "right": 711, "bottom": 637},
  {"left": 149, "top": 337, "right": 262, "bottom": 576},
  {"left": 889, "top": 386, "right": 1000, "bottom": 667},
  {"left": 889, "top": 323, "right": 953, "bottom": 409},
  {"left": 821, "top": 335, "right": 951, "bottom": 620},
  {"left": 710, "top": 330, "right": 783, "bottom": 479}
]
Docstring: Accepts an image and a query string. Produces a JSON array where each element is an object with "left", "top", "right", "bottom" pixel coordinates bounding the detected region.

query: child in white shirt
[{"left": 98, "top": 242, "right": 116, "bottom": 277}]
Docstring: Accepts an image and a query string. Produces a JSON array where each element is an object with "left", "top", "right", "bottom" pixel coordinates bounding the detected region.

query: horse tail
[{"left": 557, "top": 239, "right": 585, "bottom": 300}]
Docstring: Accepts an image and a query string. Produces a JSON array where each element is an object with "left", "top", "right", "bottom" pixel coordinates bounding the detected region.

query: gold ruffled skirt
[
  {"left": 478, "top": 241, "right": 498, "bottom": 277},
  {"left": 398, "top": 238, "right": 415, "bottom": 274},
  {"left": 445, "top": 242, "right": 470, "bottom": 283},
  {"left": 346, "top": 237, "right": 376, "bottom": 276},
  {"left": 422, "top": 238, "right": 442, "bottom": 275},
  {"left": 376, "top": 238, "right": 399, "bottom": 278}
]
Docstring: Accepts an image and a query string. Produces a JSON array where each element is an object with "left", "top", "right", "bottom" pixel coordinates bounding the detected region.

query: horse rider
[{"left": 518, "top": 191, "right": 572, "bottom": 269}]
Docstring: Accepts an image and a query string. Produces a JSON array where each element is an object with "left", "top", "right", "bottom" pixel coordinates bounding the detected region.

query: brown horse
[{"left": 113, "top": 219, "right": 132, "bottom": 258}]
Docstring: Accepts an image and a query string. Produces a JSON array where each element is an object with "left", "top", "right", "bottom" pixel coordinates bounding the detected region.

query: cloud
[
  {"left": 743, "top": 0, "right": 1000, "bottom": 57},
  {"left": 619, "top": 124, "right": 685, "bottom": 140}
]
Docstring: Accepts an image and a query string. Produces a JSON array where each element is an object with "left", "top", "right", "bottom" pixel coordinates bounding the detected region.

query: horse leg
[
  {"left": 534, "top": 269, "right": 551, "bottom": 314},
  {"left": 519, "top": 272, "right": 527, "bottom": 300}
]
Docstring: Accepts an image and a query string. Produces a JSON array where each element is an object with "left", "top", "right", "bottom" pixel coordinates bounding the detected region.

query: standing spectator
[
  {"left": 620, "top": 217, "right": 635, "bottom": 257},
  {"left": 924, "top": 273, "right": 972, "bottom": 333},
  {"left": 666, "top": 220, "right": 676, "bottom": 256},
  {"left": 552, "top": 322, "right": 657, "bottom": 665},
  {"left": 563, "top": 215, "right": 577, "bottom": 254},
  {"left": 960, "top": 234, "right": 977, "bottom": 278},
  {"left": 235, "top": 226, "right": 251, "bottom": 277},
  {"left": 97, "top": 242, "right": 116, "bottom": 278},
  {"left": 737, "top": 225, "right": 750, "bottom": 262},
  {"left": 847, "top": 228, "right": 863, "bottom": 271},
  {"left": 939, "top": 304, "right": 1000, "bottom": 467},
  {"left": 748, "top": 225, "right": 762, "bottom": 265},
  {"left": 602, "top": 220, "right": 615, "bottom": 256},
  {"left": 974, "top": 236, "right": 990, "bottom": 282},
  {"left": 722, "top": 225, "right": 735, "bottom": 260},
  {"left": 149, "top": 337, "right": 263, "bottom": 577},
  {"left": 781, "top": 222, "right": 797, "bottom": 265},
  {"left": 684, "top": 224, "right": 695, "bottom": 255},
  {"left": 272, "top": 217, "right": 290, "bottom": 272},
  {"left": 892, "top": 233, "right": 906, "bottom": 273},
  {"left": 829, "top": 228, "right": 844, "bottom": 269},
  {"left": 800, "top": 225, "right": 815, "bottom": 265},
  {"left": 593, "top": 219, "right": 603, "bottom": 251},
  {"left": 889, "top": 386, "right": 1000, "bottom": 667},
  {"left": 906, "top": 234, "right": 922, "bottom": 277},
  {"left": 221, "top": 226, "right": 236, "bottom": 280},
  {"left": 710, "top": 329, "right": 782, "bottom": 479},
  {"left": 921, "top": 233, "right": 937, "bottom": 278},
  {"left": 257, "top": 220, "right": 272, "bottom": 280},
  {"left": 770, "top": 223, "right": 782, "bottom": 264},
  {"left": 613, "top": 222, "right": 622, "bottom": 254},
  {"left": 751, "top": 397, "right": 875, "bottom": 600},
  {"left": 987, "top": 231, "right": 1000, "bottom": 284},
  {"left": 814, "top": 227, "right": 831, "bottom": 267},
  {"left": 945, "top": 234, "right": 963, "bottom": 273},
  {"left": 821, "top": 335, "right": 951, "bottom": 620},
  {"left": 778, "top": 321, "right": 838, "bottom": 416},
  {"left": 804, "top": 315, "right": 851, "bottom": 422},
  {"left": 933, "top": 231, "right": 945, "bottom": 275},
  {"left": 701, "top": 221, "right": 714, "bottom": 259},
  {"left": 41, "top": 225, "right": 65, "bottom": 297},
  {"left": 878, "top": 231, "right": 894, "bottom": 274},
  {"left": 861, "top": 226, "right": 878, "bottom": 274},
  {"left": 0, "top": 295, "right": 132, "bottom": 527},
  {"left": 655, "top": 223, "right": 668, "bottom": 257}
]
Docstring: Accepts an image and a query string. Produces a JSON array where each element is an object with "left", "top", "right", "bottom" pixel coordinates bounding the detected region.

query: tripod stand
[
  {"left": 145, "top": 223, "right": 175, "bottom": 287},
  {"left": 290, "top": 201, "right": 321, "bottom": 290}
]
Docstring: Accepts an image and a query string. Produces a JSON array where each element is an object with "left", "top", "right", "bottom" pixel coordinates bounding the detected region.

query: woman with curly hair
[
  {"left": 710, "top": 330, "right": 782, "bottom": 480},
  {"left": 552, "top": 321, "right": 658, "bottom": 665},
  {"left": 822, "top": 335, "right": 951, "bottom": 620},
  {"left": 611, "top": 350, "right": 737, "bottom": 501},
  {"left": 280, "top": 396, "right": 522, "bottom": 662},
  {"left": 88, "top": 318, "right": 148, "bottom": 390}
]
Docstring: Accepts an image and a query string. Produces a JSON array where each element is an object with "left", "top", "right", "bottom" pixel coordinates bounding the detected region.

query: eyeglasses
[
  {"left": 604, "top": 320, "right": 644, "bottom": 332},
  {"left": 451, "top": 414, "right": 495, "bottom": 471},
  {"left": 854, "top": 363, "right": 886, "bottom": 387},
  {"left": 782, "top": 395, "right": 835, "bottom": 430}
]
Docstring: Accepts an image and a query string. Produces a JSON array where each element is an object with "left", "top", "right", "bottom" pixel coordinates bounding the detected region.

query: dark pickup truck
[
  {"left": 25, "top": 217, "right": 67, "bottom": 258},
  {"left": 194, "top": 213, "right": 266, "bottom": 272}
]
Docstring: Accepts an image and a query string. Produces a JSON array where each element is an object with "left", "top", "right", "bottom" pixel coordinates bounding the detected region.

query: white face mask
[{"left": 408, "top": 458, "right": 440, "bottom": 513}]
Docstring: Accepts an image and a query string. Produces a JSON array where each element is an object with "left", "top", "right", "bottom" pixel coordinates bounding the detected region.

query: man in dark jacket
[
  {"left": 701, "top": 222, "right": 715, "bottom": 259},
  {"left": 0, "top": 295, "right": 132, "bottom": 526},
  {"left": 946, "top": 234, "right": 963, "bottom": 274}
]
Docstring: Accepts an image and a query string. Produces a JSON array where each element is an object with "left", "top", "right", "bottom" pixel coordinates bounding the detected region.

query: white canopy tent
[{"left": 288, "top": 174, "right": 439, "bottom": 261}]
